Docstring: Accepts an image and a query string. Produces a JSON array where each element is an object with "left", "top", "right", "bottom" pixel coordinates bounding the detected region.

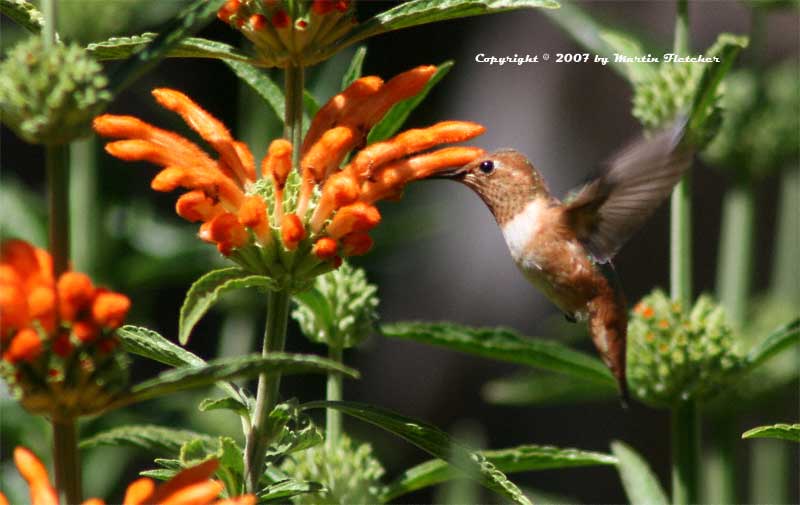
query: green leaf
[
  {"left": 304, "top": 89, "right": 320, "bottom": 118},
  {"left": 745, "top": 319, "right": 799, "bottom": 371},
  {"left": 611, "top": 441, "right": 668, "bottom": 505},
  {"left": 384, "top": 444, "right": 617, "bottom": 501},
  {"left": 108, "top": 0, "right": 228, "bottom": 95},
  {"left": 225, "top": 61, "right": 286, "bottom": 125},
  {"left": 87, "top": 33, "right": 253, "bottom": 63},
  {"left": 117, "top": 325, "right": 250, "bottom": 411},
  {"left": 367, "top": 61, "right": 454, "bottom": 143},
  {"left": 258, "top": 479, "right": 327, "bottom": 503},
  {"left": 179, "top": 267, "right": 278, "bottom": 344},
  {"left": 742, "top": 423, "right": 800, "bottom": 442},
  {"left": 381, "top": 322, "right": 614, "bottom": 385},
  {"left": 198, "top": 397, "right": 250, "bottom": 417},
  {"left": 541, "top": 3, "right": 656, "bottom": 83},
  {"left": 0, "top": 0, "right": 44, "bottom": 34},
  {"left": 483, "top": 372, "right": 616, "bottom": 406},
  {"left": 341, "top": 45, "right": 367, "bottom": 90},
  {"left": 338, "top": 0, "right": 559, "bottom": 51},
  {"left": 80, "top": 425, "right": 213, "bottom": 454},
  {"left": 302, "top": 400, "right": 532, "bottom": 505},
  {"left": 113, "top": 353, "right": 358, "bottom": 408},
  {"left": 686, "top": 34, "right": 749, "bottom": 144}
]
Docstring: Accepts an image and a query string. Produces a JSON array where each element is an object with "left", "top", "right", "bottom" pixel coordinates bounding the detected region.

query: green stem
[
  {"left": 41, "top": 0, "right": 57, "bottom": 49},
  {"left": 325, "top": 346, "right": 344, "bottom": 450},
  {"left": 671, "top": 399, "right": 699, "bottom": 505},
  {"left": 771, "top": 167, "right": 800, "bottom": 301},
  {"left": 670, "top": 175, "right": 692, "bottom": 306},
  {"left": 52, "top": 419, "right": 81, "bottom": 503},
  {"left": 47, "top": 145, "right": 70, "bottom": 277},
  {"left": 673, "top": 0, "right": 690, "bottom": 56},
  {"left": 69, "top": 137, "right": 98, "bottom": 275},
  {"left": 284, "top": 64, "right": 305, "bottom": 167},
  {"left": 244, "top": 289, "right": 291, "bottom": 492},
  {"left": 703, "top": 418, "right": 737, "bottom": 504},
  {"left": 716, "top": 181, "right": 755, "bottom": 327},
  {"left": 750, "top": 439, "right": 789, "bottom": 503}
]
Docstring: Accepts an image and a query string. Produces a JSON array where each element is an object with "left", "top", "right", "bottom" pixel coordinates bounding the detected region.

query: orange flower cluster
[
  {"left": 0, "top": 240, "right": 130, "bottom": 364},
  {"left": 217, "top": 0, "right": 355, "bottom": 67},
  {"left": 0, "top": 447, "right": 255, "bottom": 505},
  {"left": 94, "top": 66, "right": 485, "bottom": 284}
]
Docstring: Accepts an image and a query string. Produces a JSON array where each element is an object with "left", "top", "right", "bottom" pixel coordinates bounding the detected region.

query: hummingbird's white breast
[{"left": 501, "top": 198, "right": 548, "bottom": 270}]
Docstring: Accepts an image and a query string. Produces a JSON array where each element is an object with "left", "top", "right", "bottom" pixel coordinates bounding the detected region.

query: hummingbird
[{"left": 435, "top": 123, "right": 692, "bottom": 402}]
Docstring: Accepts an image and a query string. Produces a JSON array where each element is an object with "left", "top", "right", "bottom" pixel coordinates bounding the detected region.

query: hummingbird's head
[{"left": 436, "top": 149, "right": 549, "bottom": 225}]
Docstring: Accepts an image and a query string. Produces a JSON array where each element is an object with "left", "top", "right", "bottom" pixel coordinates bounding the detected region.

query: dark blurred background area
[{"left": 1, "top": 1, "right": 798, "bottom": 503}]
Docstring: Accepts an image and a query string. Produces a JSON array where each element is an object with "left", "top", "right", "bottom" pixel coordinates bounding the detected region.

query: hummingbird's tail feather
[{"left": 587, "top": 284, "right": 629, "bottom": 405}]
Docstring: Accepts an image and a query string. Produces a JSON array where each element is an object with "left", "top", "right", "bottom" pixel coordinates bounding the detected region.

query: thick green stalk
[
  {"left": 69, "top": 138, "right": 98, "bottom": 275},
  {"left": 52, "top": 418, "right": 81, "bottom": 504},
  {"left": 244, "top": 290, "right": 291, "bottom": 492},
  {"left": 716, "top": 182, "right": 755, "bottom": 326},
  {"left": 243, "top": 64, "right": 304, "bottom": 493},
  {"left": 750, "top": 440, "right": 789, "bottom": 503},
  {"left": 325, "top": 346, "right": 344, "bottom": 450},
  {"left": 771, "top": 167, "right": 800, "bottom": 300},
  {"left": 671, "top": 400, "right": 699, "bottom": 505},
  {"left": 47, "top": 145, "right": 70, "bottom": 277},
  {"left": 703, "top": 419, "right": 737, "bottom": 504}
]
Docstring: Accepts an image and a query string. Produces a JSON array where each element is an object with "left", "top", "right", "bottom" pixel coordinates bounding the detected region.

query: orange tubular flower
[
  {"left": 0, "top": 448, "right": 255, "bottom": 505},
  {"left": 94, "top": 65, "right": 485, "bottom": 288},
  {"left": 0, "top": 240, "right": 131, "bottom": 417}
]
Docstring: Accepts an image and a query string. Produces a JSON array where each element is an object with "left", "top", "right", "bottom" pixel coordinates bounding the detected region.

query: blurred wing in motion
[{"left": 565, "top": 121, "right": 693, "bottom": 263}]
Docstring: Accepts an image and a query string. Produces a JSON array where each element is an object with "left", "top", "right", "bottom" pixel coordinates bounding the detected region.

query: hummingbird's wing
[{"left": 564, "top": 121, "right": 693, "bottom": 263}]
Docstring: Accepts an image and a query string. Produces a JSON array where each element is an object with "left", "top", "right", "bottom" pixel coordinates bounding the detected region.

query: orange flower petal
[
  {"left": 325, "top": 202, "right": 381, "bottom": 239},
  {"left": 27, "top": 285, "right": 56, "bottom": 334},
  {"left": 72, "top": 321, "right": 99, "bottom": 343},
  {"left": 238, "top": 195, "right": 271, "bottom": 244},
  {"left": 13, "top": 447, "right": 58, "bottom": 505},
  {"left": 81, "top": 499, "right": 106, "bottom": 505},
  {"left": 91, "top": 290, "right": 131, "bottom": 329},
  {"left": 123, "top": 477, "right": 156, "bottom": 505},
  {"left": 3, "top": 328, "right": 42, "bottom": 363},
  {"left": 263, "top": 139, "right": 293, "bottom": 189},
  {"left": 351, "top": 121, "right": 486, "bottom": 177},
  {"left": 341, "top": 232, "right": 373, "bottom": 256},
  {"left": 312, "top": 237, "right": 338, "bottom": 260},
  {"left": 0, "top": 492, "right": 9, "bottom": 505},
  {"left": 301, "top": 126, "right": 356, "bottom": 183},
  {"left": 148, "top": 460, "right": 219, "bottom": 504},
  {"left": 207, "top": 213, "right": 250, "bottom": 256},
  {"left": 151, "top": 167, "right": 244, "bottom": 208},
  {"left": 57, "top": 271, "right": 95, "bottom": 322},
  {"left": 310, "top": 171, "right": 360, "bottom": 233},
  {"left": 0, "top": 282, "right": 30, "bottom": 336},
  {"left": 213, "top": 496, "right": 257, "bottom": 505},
  {"left": 281, "top": 214, "right": 307, "bottom": 250},
  {"left": 1, "top": 240, "right": 42, "bottom": 282},
  {"left": 176, "top": 191, "right": 224, "bottom": 223},
  {"left": 159, "top": 481, "right": 225, "bottom": 505},
  {"left": 217, "top": 0, "right": 240, "bottom": 22}
]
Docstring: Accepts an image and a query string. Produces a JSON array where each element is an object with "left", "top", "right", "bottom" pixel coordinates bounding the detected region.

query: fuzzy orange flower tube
[
  {"left": 94, "top": 65, "right": 486, "bottom": 291},
  {"left": 0, "top": 447, "right": 255, "bottom": 505},
  {"left": 0, "top": 239, "right": 131, "bottom": 418}
]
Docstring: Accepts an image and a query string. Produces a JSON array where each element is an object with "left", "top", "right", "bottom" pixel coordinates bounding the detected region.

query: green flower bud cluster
[
  {"left": 0, "top": 37, "right": 111, "bottom": 145},
  {"left": 292, "top": 263, "right": 378, "bottom": 349},
  {"left": 703, "top": 63, "right": 800, "bottom": 179},
  {"left": 280, "top": 433, "right": 386, "bottom": 505},
  {"left": 627, "top": 290, "right": 744, "bottom": 408},
  {"left": 632, "top": 61, "right": 706, "bottom": 131}
]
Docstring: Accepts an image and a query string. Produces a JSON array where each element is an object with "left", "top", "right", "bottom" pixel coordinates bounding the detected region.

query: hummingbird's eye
[{"left": 479, "top": 160, "right": 495, "bottom": 174}]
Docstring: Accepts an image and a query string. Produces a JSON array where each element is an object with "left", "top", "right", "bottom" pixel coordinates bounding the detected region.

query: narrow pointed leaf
[
  {"left": 336, "top": 0, "right": 559, "bottom": 51},
  {"left": 108, "top": 0, "right": 227, "bottom": 95},
  {"left": 383, "top": 444, "right": 617, "bottom": 501},
  {"left": 179, "top": 267, "right": 278, "bottom": 344},
  {"left": 258, "top": 480, "right": 327, "bottom": 503},
  {"left": 745, "top": 319, "right": 799, "bottom": 371},
  {"left": 80, "top": 425, "right": 213, "bottom": 454},
  {"left": 483, "top": 372, "right": 616, "bottom": 406},
  {"left": 341, "top": 46, "right": 367, "bottom": 90},
  {"left": 742, "top": 423, "right": 800, "bottom": 442},
  {"left": 112, "top": 354, "right": 358, "bottom": 409},
  {"left": 302, "top": 400, "right": 532, "bottom": 505},
  {"left": 88, "top": 33, "right": 253, "bottom": 63},
  {"left": 382, "top": 322, "right": 614, "bottom": 384},
  {"left": 0, "top": 0, "right": 44, "bottom": 33},
  {"left": 368, "top": 61, "right": 454, "bottom": 143},
  {"left": 611, "top": 441, "right": 668, "bottom": 505}
]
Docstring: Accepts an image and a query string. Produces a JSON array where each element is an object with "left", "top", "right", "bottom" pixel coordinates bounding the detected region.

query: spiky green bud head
[
  {"left": 280, "top": 433, "right": 386, "bottom": 505},
  {"left": 292, "top": 262, "right": 378, "bottom": 349},
  {"left": 0, "top": 37, "right": 111, "bottom": 145},
  {"left": 703, "top": 62, "right": 800, "bottom": 179},
  {"left": 632, "top": 62, "right": 706, "bottom": 131},
  {"left": 627, "top": 290, "right": 745, "bottom": 408}
]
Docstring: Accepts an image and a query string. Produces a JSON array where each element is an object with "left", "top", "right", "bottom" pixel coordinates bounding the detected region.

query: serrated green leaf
[
  {"left": 687, "top": 34, "right": 749, "bottom": 144},
  {"left": 383, "top": 444, "right": 617, "bottom": 501},
  {"left": 80, "top": 425, "right": 213, "bottom": 454},
  {"left": 382, "top": 322, "right": 615, "bottom": 385},
  {"left": 117, "top": 325, "right": 250, "bottom": 411},
  {"left": 108, "top": 0, "right": 227, "bottom": 95},
  {"left": 258, "top": 479, "right": 327, "bottom": 503},
  {"left": 542, "top": 3, "right": 656, "bottom": 83},
  {"left": 199, "top": 397, "right": 250, "bottom": 417},
  {"left": 611, "top": 441, "right": 668, "bottom": 505},
  {"left": 367, "top": 61, "right": 454, "bottom": 143},
  {"left": 745, "top": 319, "right": 799, "bottom": 371},
  {"left": 336, "top": 0, "right": 559, "bottom": 52},
  {"left": 112, "top": 353, "right": 358, "bottom": 409},
  {"left": 0, "top": 0, "right": 44, "bottom": 34},
  {"left": 179, "top": 267, "right": 278, "bottom": 344},
  {"left": 341, "top": 45, "right": 367, "bottom": 90},
  {"left": 483, "top": 372, "right": 616, "bottom": 406},
  {"left": 88, "top": 33, "right": 253, "bottom": 63},
  {"left": 742, "top": 423, "right": 800, "bottom": 442},
  {"left": 140, "top": 468, "right": 179, "bottom": 481},
  {"left": 302, "top": 400, "right": 532, "bottom": 505}
]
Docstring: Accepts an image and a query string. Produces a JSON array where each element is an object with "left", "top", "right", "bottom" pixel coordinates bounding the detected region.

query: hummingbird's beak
[{"left": 429, "top": 164, "right": 468, "bottom": 180}]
